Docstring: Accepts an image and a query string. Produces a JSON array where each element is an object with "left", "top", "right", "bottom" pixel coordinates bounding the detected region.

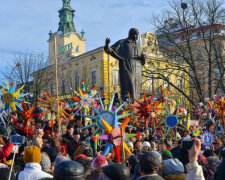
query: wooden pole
[
  {"left": 54, "top": 37, "right": 60, "bottom": 134},
  {"left": 107, "top": 53, "right": 110, "bottom": 104}
]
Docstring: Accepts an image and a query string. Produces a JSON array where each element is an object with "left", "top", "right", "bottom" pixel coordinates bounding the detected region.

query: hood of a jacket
[{"left": 25, "top": 162, "right": 42, "bottom": 170}]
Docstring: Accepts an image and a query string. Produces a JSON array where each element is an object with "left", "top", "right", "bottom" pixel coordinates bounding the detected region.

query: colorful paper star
[{"left": 0, "top": 82, "right": 24, "bottom": 111}]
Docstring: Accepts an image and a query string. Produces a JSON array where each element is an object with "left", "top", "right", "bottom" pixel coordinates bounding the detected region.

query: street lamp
[{"left": 181, "top": 2, "right": 188, "bottom": 10}]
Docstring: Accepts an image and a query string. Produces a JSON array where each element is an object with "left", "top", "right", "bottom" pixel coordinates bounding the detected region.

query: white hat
[
  {"left": 126, "top": 141, "right": 133, "bottom": 149},
  {"left": 141, "top": 141, "right": 151, "bottom": 151},
  {"left": 186, "top": 135, "right": 191, "bottom": 139},
  {"left": 176, "top": 132, "right": 181, "bottom": 138}
]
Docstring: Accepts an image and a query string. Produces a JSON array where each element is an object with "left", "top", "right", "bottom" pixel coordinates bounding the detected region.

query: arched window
[{"left": 76, "top": 45, "right": 79, "bottom": 52}]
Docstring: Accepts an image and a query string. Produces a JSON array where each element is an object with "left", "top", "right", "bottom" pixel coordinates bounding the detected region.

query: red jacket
[{"left": 0, "top": 143, "right": 14, "bottom": 162}]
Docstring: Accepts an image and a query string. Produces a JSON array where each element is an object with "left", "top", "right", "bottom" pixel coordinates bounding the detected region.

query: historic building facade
[{"left": 33, "top": 0, "right": 189, "bottom": 106}]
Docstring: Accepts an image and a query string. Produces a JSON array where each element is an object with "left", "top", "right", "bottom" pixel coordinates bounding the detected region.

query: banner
[{"left": 188, "top": 120, "right": 199, "bottom": 126}]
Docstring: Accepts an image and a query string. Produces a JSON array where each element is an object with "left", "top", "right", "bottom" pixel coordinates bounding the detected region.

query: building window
[
  {"left": 75, "top": 74, "right": 80, "bottom": 90},
  {"left": 197, "top": 49, "right": 203, "bottom": 60},
  {"left": 148, "top": 77, "right": 154, "bottom": 92},
  {"left": 215, "top": 68, "right": 221, "bottom": 80},
  {"left": 163, "top": 81, "right": 168, "bottom": 89},
  {"left": 113, "top": 70, "right": 120, "bottom": 86},
  {"left": 50, "top": 84, "right": 54, "bottom": 95},
  {"left": 91, "top": 71, "right": 97, "bottom": 87},
  {"left": 90, "top": 55, "right": 96, "bottom": 61},
  {"left": 62, "top": 80, "right": 66, "bottom": 94},
  {"left": 199, "top": 72, "right": 205, "bottom": 84},
  {"left": 76, "top": 45, "right": 79, "bottom": 52},
  {"left": 177, "top": 79, "right": 183, "bottom": 90}
]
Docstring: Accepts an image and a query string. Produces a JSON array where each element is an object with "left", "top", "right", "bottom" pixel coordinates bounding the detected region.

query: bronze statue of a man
[{"left": 104, "top": 28, "right": 145, "bottom": 100}]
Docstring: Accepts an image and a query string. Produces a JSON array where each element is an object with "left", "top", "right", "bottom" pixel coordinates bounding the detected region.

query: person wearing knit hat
[
  {"left": 162, "top": 158, "right": 186, "bottom": 180},
  {"left": 161, "top": 150, "right": 173, "bottom": 160},
  {"left": 86, "top": 155, "right": 108, "bottom": 180},
  {"left": 151, "top": 150, "right": 162, "bottom": 163},
  {"left": 17, "top": 146, "right": 52, "bottom": 180},
  {"left": 127, "top": 140, "right": 134, "bottom": 149},
  {"left": 134, "top": 132, "right": 143, "bottom": 148},
  {"left": 40, "top": 152, "right": 52, "bottom": 174},
  {"left": 0, "top": 143, "right": 14, "bottom": 163},
  {"left": 74, "top": 154, "right": 87, "bottom": 161},
  {"left": 91, "top": 155, "right": 108, "bottom": 169},
  {"left": 140, "top": 141, "right": 151, "bottom": 152}
]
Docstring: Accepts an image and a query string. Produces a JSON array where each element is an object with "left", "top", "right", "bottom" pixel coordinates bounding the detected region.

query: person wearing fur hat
[
  {"left": 162, "top": 158, "right": 186, "bottom": 180},
  {"left": 17, "top": 146, "right": 52, "bottom": 180}
]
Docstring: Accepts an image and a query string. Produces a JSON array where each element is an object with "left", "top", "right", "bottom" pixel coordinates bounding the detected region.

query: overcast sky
[{"left": 0, "top": 0, "right": 169, "bottom": 70}]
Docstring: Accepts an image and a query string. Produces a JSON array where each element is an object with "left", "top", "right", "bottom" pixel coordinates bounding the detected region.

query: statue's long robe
[{"left": 110, "top": 38, "right": 143, "bottom": 99}]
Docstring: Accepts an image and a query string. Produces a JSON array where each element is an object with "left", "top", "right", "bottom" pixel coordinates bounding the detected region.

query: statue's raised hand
[{"left": 105, "top": 38, "right": 111, "bottom": 46}]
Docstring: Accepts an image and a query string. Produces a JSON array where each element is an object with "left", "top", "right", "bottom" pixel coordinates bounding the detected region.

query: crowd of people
[{"left": 0, "top": 113, "right": 225, "bottom": 180}]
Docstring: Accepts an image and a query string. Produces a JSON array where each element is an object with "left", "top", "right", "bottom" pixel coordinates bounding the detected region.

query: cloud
[{"left": 0, "top": 0, "right": 169, "bottom": 70}]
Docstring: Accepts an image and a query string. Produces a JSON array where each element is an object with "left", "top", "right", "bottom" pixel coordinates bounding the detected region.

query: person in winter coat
[
  {"left": 198, "top": 154, "right": 212, "bottom": 180},
  {"left": 214, "top": 149, "right": 225, "bottom": 180},
  {"left": 0, "top": 163, "right": 15, "bottom": 180},
  {"left": 53, "top": 160, "right": 84, "bottom": 180},
  {"left": 162, "top": 158, "right": 186, "bottom": 180},
  {"left": 185, "top": 138, "right": 205, "bottom": 180},
  {"left": 41, "top": 135, "right": 58, "bottom": 163},
  {"left": 86, "top": 155, "right": 108, "bottom": 180},
  {"left": 98, "top": 163, "right": 130, "bottom": 180},
  {"left": 17, "top": 146, "right": 52, "bottom": 180},
  {"left": 62, "top": 124, "right": 79, "bottom": 158},
  {"left": 138, "top": 152, "right": 163, "bottom": 180},
  {"left": 0, "top": 143, "right": 14, "bottom": 163},
  {"left": 128, "top": 155, "right": 139, "bottom": 177}
]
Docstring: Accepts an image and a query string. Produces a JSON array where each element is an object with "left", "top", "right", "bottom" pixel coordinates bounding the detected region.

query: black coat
[
  {"left": 41, "top": 145, "right": 58, "bottom": 163},
  {"left": 62, "top": 133, "right": 80, "bottom": 158},
  {"left": 138, "top": 174, "right": 164, "bottom": 180}
]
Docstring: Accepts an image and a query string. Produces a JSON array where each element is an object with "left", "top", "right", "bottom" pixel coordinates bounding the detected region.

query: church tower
[
  {"left": 48, "top": 0, "right": 86, "bottom": 65},
  {"left": 57, "top": 0, "right": 76, "bottom": 34}
]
